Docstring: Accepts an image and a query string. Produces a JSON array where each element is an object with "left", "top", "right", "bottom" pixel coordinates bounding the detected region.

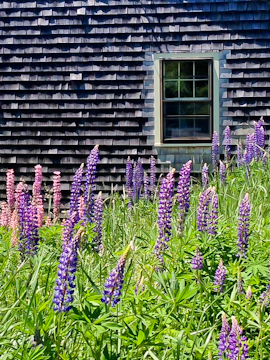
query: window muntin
[{"left": 162, "top": 59, "right": 212, "bottom": 142}]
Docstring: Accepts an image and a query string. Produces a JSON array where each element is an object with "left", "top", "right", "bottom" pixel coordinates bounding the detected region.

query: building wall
[{"left": 0, "top": 0, "right": 269, "bottom": 202}]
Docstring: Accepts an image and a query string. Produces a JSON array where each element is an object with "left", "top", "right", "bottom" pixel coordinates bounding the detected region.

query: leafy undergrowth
[{"left": 1, "top": 162, "right": 270, "bottom": 359}]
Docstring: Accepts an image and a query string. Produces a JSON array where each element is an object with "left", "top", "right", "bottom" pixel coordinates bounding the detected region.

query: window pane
[
  {"left": 164, "top": 118, "right": 179, "bottom": 138},
  {"left": 195, "top": 117, "right": 210, "bottom": 138},
  {"left": 165, "top": 81, "right": 178, "bottom": 98},
  {"left": 180, "top": 81, "right": 193, "bottom": 97},
  {"left": 195, "top": 81, "right": 208, "bottom": 97},
  {"left": 195, "top": 61, "right": 208, "bottom": 78},
  {"left": 164, "top": 102, "right": 179, "bottom": 116},
  {"left": 164, "top": 61, "right": 178, "bottom": 79},
  {"left": 180, "top": 62, "right": 193, "bottom": 79}
]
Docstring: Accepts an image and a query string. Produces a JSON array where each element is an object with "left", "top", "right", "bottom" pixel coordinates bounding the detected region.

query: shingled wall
[{"left": 0, "top": 0, "right": 269, "bottom": 205}]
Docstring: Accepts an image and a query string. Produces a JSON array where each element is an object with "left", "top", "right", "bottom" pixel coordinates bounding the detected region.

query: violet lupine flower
[
  {"left": 32, "top": 165, "right": 44, "bottom": 228},
  {"left": 227, "top": 317, "right": 249, "bottom": 360},
  {"left": 214, "top": 259, "right": 226, "bottom": 293},
  {"left": 150, "top": 156, "right": 157, "bottom": 197},
  {"left": 212, "top": 131, "right": 219, "bottom": 170},
  {"left": 144, "top": 172, "right": 150, "bottom": 200},
  {"left": 133, "top": 159, "right": 144, "bottom": 199},
  {"left": 218, "top": 313, "right": 230, "bottom": 359},
  {"left": 197, "top": 187, "right": 213, "bottom": 232},
  {"left": 192, "top": 246, "right": 203, "bottom": 270},
  {"left": 177, "top": 160, "right": 192, "bottom": 231},
  {"left": 84, "top": 144, "right": 99, "bottom": 222},
  {"left": 53, "top": 227, "right": 84, "bottom": 312},
  {"left": 237, "top": 143, "right": 243, "bottom": 167},
  {"left": 6, "top": 169, "right": 15, "bottom": 213},
  {"left": 154, "top": 168, "right": 175, "bottom": 265},
  {"left": 70, "top": 164, "right": 84, "bottom": 222},
  {"left": 202, "top": 163, "right": 209, "bottom": 190},
  {"left": 92, "top": 192, "right": 103, "bottom": 252},
  {"left": 219, "top": 161, "right": 226, "bottom": 185},
  {"left": 126, "top": 156, "right": 133, "bottom": 208},
  {"left": 244, "top": 134, "right": 255, "bottom": 164},
  {"left": 53, "top": 171, "right": 61, "bottom": 220},
  {"left": 224, "top": 126, "right": 231, "bottom": 162},
  {"left": 101, "top": 242, "right": 132, "bottom": 306},
  {"left": 208, "top": 190, "right": 218, "bottom": 236},
  {"left": 245, "top": 286, "right": 252, "bottom": 300},
  {"left": 237, "top": 193, "right": 250, "bottom": 258}
]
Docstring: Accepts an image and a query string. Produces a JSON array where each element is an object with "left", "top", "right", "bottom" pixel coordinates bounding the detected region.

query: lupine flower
[
  {"left": 177, "top": 160, "right": 192, "bottom": 232},
  {"left": 101, "top": 242, "right": 132, "bottom": 306},
  {"left": 154, "top": 169, "right": 175, "bottom": 265},
  {"left": 84, "top": 145, "right": 99, "bottom": 222},
  {"left": 92, "top": 192, "right": 103, "bottom": 252},
  {"left": 202, "top": 163, "right": 209, "bottom": 190},
  {"left": 78, "top": 196, "right": 85, "bottom": 220},
  {"left": 227, "top": 317, "right": 249, "bottom": 360},
  {"left": 218, "top": 313, "right": 230, "bottom": 359},
  {"left": 32, "top": 165, "right": 44, "bottom": 228},
  {"left": 214, "top": 259, "right": 226, "bottom": 293},
  {"left": 150, "top": 156, "right": 157, "bottom": 197},
  {"left": 144, "top": 172, "right": 150, "bottom": 200},
  {"left": 53, "top": 227, "right": 84, "bottom": 312},
  {"left": 224, "top": 126, "right": 231, "bottom": 162},
  {"left": 237, "top": 143, "right": 243, "bottom": 167},
  {"left": 212, "top": 131, "right": 219, "bottom": 170},
  {"left": 0, "top": 201, "right": 9, "bottom": 227},
  {"left": 126, "top": 156, "right": 133, "bottom": 208},
  {"left": 244, "top": 134, "right": 255, "bottom": 164},
  {"left": 53, "top": 171, "right": 61, "bottom": 220},
  {"left": 133, "top": 159, "right": 144, "bottom": 199},
  {"left": 192, "top": 246, "right": 203, "bottom": 270},
  {"left": 237, "top": 193, "right": 250, "bottom": 257},
  {"left": 245, "top": 286, "right": 252, "bottom": 300},
  {"left": 70, "top": 164, "right": 84, "bottom": 221},
  {"left": 208, "top": 190, "right": 218, "bottom": 235},
  {"left": 219, "top": 161, "right": 226, "bottom": 185},
  {"left": 6, "top": 169, "right": 15, "bottom": 213}
]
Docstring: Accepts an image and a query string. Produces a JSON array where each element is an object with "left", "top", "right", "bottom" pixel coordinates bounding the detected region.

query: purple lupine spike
[
  {"left": 150, "top": 156, "right": 157, "bottom": 197},
  {"left": 218, "top": 313, "right": 230, "bottom": 360},
  {"left": 53, "top": 227, "right": 84, "bottom": 312},
  {"left": 92, "top": 192, "right": 103, "bottom": 253},
  {"left": 212, "top": 131, "right": 219, "bottom": 170},
  {"left": 237, "top": 143, "right": 243, "bottom": 167},
  {"left": 197, "top": 187, "right": 212, "bottom": 232},
  {"left": 154, "top": 168, "right": 175, "bottom": 265},
  {"left": 202, "top": 163, "right": 209, "bottom": 190},
  {"left": 244, "top": 134, "right": 255, "bottom": 164},
  {"left": 177, "top": 160, "right": 192, "bottom": 232},
  {"left": 219, "top": 161, "right": 226, "bottom": 185},
  {"left": 224, "top": 126, "right": 231, "bottom": 162},
  {"left": 126, "top": 157, "right": 133, "bottom": 208},
  {"left": 214, "top": 259, "right": 226, "bottom": 293},
  {"left": 70, "top": 164, "right": 84, "bottom": 220},
  {"left": 84, "top": 144, "right": 99, "bottom": 222},
  {"left": 237, "top": 193, "right": 250, "bottom": 258},
  {"left": 133, "top": 158, "right": 144, "bottom": 199},
  {"left": 192, "top": 246, "right": 203, "bottom": 270},
  {"left": 208, "top": 189, "right": 218, "bottom": 235},
  {"left": 227, "top": 317, "right": 249, "bottom": 360},
  {"left": 101, "top": 242, "right": 132, "bottom": 306},
  {"left": 144, "top": 172, "right": 150, "bottom": 200}
]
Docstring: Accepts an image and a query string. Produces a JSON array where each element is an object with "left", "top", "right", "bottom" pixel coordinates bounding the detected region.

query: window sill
[{"left": 154, "top": 142, "right": 211, "bottom": 148}]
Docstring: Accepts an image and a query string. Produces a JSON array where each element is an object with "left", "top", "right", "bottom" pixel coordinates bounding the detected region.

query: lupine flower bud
[
  {"left": 92, "top": 192, "right": 103, "bottom": 253},
  {"left": 202, "top": 163, "right": 209, "bottom": 190},
  {"left": 214, "top": 259, "right": 226, "bottom": 293},
  {"left": 150, "top": 156, "right": 157, "bottom": 197},
  {"left": 245, "top": 286, "right": 252, "bottom": 300},
  {"left": 224, "top": 126, "right": 231, "bottom": 162},
  {"left": 244, "top": 134, "right": 255, "bottom": 164},
  {"left": 192, "top": 246, "right": 203, "bottom": 270},
  {"left": 237, "top": 193, "right": 250, "bottom": 257},
  {"left": 237, "top": 143, "right": 243, "bottom": 167},
  {"left": 212, "top": 131, "right": 219, "bottom": 170},
  {"left": 84, "top": 144, "right": 99, "bottom": 222},
  {"left": 154, "top": 169, "right": 175, "bottom": 265},
  {"left": 6, "top": 169, "right": 15, "bottom": 213},
  {"left": 144, "top": 172, "right": 150, "bottom": 200},
  {"left": 177, "top": 161, "right": 192, "bottom": 232},
  {"left": 53, "top": 171, "right": 61, "bottom": 220},
  {"left": 70, "top": 164, "right": 84, "bottom": 222},
  {"left": 101, "top": 243, "right": 132, "bottom": 306},
  {"left": 218, "top": 313, "right": 230, "bottom": 359},
  {"left": 53, "top": 228, "right": 84, "bottom": 312},
  {"left": 126, "top": 157, "right": 133, "bottom": 208},
  {"left": 219, "top": 161, "right": 226, "bottom": 185}
]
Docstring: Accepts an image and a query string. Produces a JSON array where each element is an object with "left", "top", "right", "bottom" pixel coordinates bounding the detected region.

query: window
[{"left": 154, "top": 53, "right": 219, "bottom": 146}]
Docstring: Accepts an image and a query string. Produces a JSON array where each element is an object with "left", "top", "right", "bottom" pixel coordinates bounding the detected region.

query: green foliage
[{"left": 1, "top": 161, "right": 270, "bottom": 359}]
